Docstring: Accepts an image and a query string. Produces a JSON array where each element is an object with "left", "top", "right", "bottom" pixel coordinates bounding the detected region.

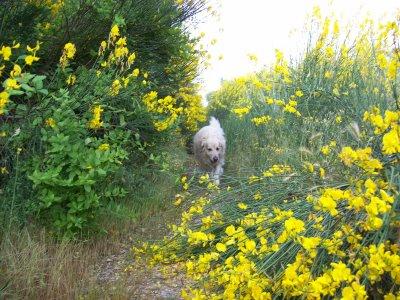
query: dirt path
[
  {"left": 93, "top": 205, "right": 188, "bottom": 299},
  {"left": 92, "top": 161, "right": 200, "bottom": 299}
]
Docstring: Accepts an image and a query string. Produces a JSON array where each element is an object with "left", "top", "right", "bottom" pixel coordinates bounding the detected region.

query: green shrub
[{"left": 0, "top": 0, "right": 207, "bottom": 236}]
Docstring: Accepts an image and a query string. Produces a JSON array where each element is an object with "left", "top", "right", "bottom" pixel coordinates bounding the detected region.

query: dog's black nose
[{"left": 213, "top": 156, "right": 219, "bottom": 162}]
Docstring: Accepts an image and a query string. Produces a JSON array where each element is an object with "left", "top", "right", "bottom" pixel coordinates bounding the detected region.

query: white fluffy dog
[{"left": 193, "top": 117, "right": 226, "bottom": 185}]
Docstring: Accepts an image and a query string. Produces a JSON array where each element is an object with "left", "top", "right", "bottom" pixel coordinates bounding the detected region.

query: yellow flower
[
  {"left": 64, "top": 43, "right": 76, "bottom": 59},
  {"left": 225, "top": 225, "right": 236, "bottom": 236},
  {"left": 4, "top": 78, "right": 20, "bottom": 90},
  {"left": 59, "top": 43, "right": 76, "bottom": 68},
  {"left": 238, "top": 202, "right": 248, "bottom": 210},
  {"left": 324, "top": 71, "right": 332, "bottom": 78},
  {"left": 98, "top": 143, "right": 110, "bottom": 151},
  {"left": 341, "top": 282, "right": 367, "bottom": 300},
  {"left": 27, "top": 41, "right": 41, "bottom": 53},
  {"left": 188, "top": 231, "right": 209, "bottom": 245},
  {"left": 99, "top": 40, "right": 107, "bottom": 53},
  {"left": 319, "top": 167, "right": 326, "bottom": 178},
  {"left": 382, "top": 127, "right": 400, "bottom": 155},
  {"left": 233, "top": 106, "right": 251, "bottom": 118},
  {"left": 305, "top": 162, "right": 315, "bottom": 173},
  {"left": 251, "top": 115, "right": 271, "bottom": 126},
  {"left": 66, "top": 74, "right": 76, "bottom": 85},
  {"left": 321, "top": 145, "right": 330, "bottom": 155},
  {"left": 10, "top": 64, "right": 22, "bottom": 77},
  {"left": 132, "top": 68, "right": 140, "bottom": 77},
  {"left": 295, "top": 90, "right": 303, "bottom": 97},
  {"left": 0, "top": 91, "right": 10, "bottom": 114},
  {"left": 128, "top": 52, "right": 136, "bottom": 65},
  {"left": 88, "top": 105, "right": 103, "bottom": 129},
  {"left": 174, "top": 194, "right": 183, "bottom": 206},
  {"left": 339, "top": 147, "right": 357, "bottom": 166},
  {"left": 45, "top": 118, "right": 56, "bottom": 128},
  {"left": 110, "top": 79, "right": 122, "bottom": 96},
  {"left": 216, "top": 243, "right": 227, "bottom": 252},
  {"left": 253, "top": 192, "right": 262, "bottom": 201},
  {"left": 25, "top": 55, "right": 39, "bottom": 66},
  {"left": 325, "top": 46, "right": 334, "bottom": 58},
  {"left": 333, "top": 87, "right": 340, "bottom": 96},
  {"left": 244, "top": 239, "right": 256, "bottom": 253},
  {"left": 299, "top": 236, "right": 321, "bottom": 252},
  {"left": 110, "top": 25, "right": 120, "bottom": 40},
  {"left": 0, "top": 46, "right": 12, "bottom": 60}
]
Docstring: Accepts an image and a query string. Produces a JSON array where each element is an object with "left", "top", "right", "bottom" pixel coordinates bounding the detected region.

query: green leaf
[
  {"left": 38, "top": 89, "right": 49, "bottom": 95},
  {"left": 32, "top": 117, "right": 43, "bottom": 126},
  {"left": 97, "top": 169, "right": 107, "bottom": 176},
  {"left": 16, "top": 104, "right": 28, "bottom": 113},
  {"left": 7, "top": 89, "right": 24, "bottom": 96},
  {"left": 32, "top": 75, "right": 46, "bottom": 90},
  {"left": 119, "top": 114, "right": 126, "bottom": 126},
  {"left": 21, "top": 83, "right": 35, "bottom": 92}
]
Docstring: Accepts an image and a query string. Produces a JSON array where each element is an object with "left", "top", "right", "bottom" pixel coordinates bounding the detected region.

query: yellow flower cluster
[
  {"left": 262, "top": 164, "right": 291, "bottom": 177},
  {"left": 59, "top": 42, "right": 76, "bottom": 69},
  {"left": 96, "top": 24, "right": 205, "bottom": 132},
  {"left": 45, "top": 118, "right": 56, "bottom": 128},
  {"left": 321, "top": 141, "right": 336, "bottom": 156},
  {"left": 0, "top": 42, "right": 40, "bottom": 114},
  {"left": 142, "top": 87, "right": 205, "bottom": 132},
  {"left": 26, "top": 0, "right": 64, "bottom": 17},
  {"left": 283, "top": 99, "right": 301, "bottom": 117},
  {"left": 265, "top": 97, "right": 301, "bottom": 117},
  {"left": 88, "top": 105, "right": 103, "bottom": 129},
  {"left": 142, "top": 91, "right": 183, "bottom": 131},
  {"left": 0, "top": 91, "right": 9, "bottom": 115},
  {"left": 363, "top": 108, "right": 400, "bottom": 155},
  {"left": 66, "top": 74, "right": 76, "bottom": 85},
  {"left": 98, "top": 143, "right": 110, "bottom": 151},
  {"left": 233, "top": 106, "right": 251, "bottom": 118},
  {"left": 251, "top": 115, "right": 271, "bottom": 126},
  {"left": 339, "top": 146, "right": 383, "bottom": 174},
  {"left": 273, "top": 49, "right": 291, "bottom": 83},
  {"left": 176, "top": 86, "right": 206, "bottom": 131}
]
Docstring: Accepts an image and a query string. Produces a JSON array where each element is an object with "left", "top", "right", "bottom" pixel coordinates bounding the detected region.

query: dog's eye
[
  {"left": 216, "top": 147, "right": 219, "bottom": 151},
  {"left": 207, "top": 148, "right": 212, "bottom": 151}
]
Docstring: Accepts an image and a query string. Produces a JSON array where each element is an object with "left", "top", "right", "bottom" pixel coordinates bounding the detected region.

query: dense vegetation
[
  {"left": 139, "top": 8, "right": 400, "bottom": 299},
  {"left": 0, "top": 0, "right": 207, "bottom": 237}
]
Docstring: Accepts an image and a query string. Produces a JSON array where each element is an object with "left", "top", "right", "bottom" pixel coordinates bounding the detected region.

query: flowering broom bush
[
  {"left": 132, "top": 8, "right": 400, "bottom": 299},
  {"left": 0, "top": 1, "right": 207, "bottom": 236}
]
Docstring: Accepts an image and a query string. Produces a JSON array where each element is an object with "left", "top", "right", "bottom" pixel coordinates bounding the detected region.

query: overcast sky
[{"left": 195, "top": 0, "right": 400, "bottom": 99}]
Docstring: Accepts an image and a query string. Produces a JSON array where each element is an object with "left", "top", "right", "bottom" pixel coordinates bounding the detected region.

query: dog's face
[{"left": 202, "top": 139, "right": 224, "bottom": 164}]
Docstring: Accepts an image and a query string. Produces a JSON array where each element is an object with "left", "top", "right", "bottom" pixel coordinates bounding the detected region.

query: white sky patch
[{"left": 195, "top": 0, "right": 400, "bottom": 99}]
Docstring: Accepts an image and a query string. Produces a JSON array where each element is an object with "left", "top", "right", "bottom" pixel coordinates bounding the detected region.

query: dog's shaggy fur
[{"left": 193, "top": 117, "right": 226, "bottom": 185}]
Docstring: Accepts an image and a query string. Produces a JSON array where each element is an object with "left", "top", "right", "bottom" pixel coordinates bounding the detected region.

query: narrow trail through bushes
[
  {"left": 94, "top": 210, "right": 187, "bottom": 299},
  {"left": 93, "top": 160, "right": 198, "bottom": 299}
]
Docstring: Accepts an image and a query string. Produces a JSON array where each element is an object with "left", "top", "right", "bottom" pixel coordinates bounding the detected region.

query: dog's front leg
[{"left": 212, "top": 165, "right": 223, "bottom": 186}]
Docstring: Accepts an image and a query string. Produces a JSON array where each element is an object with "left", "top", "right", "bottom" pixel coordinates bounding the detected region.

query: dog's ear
[{"left": 201, "top": 139, "right": 207, "bottom": 150}]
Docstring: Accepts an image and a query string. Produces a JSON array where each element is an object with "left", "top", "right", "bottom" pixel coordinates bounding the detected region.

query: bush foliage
[{"left": 0, "top": 0, "right": 207, "bottom": 236}]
